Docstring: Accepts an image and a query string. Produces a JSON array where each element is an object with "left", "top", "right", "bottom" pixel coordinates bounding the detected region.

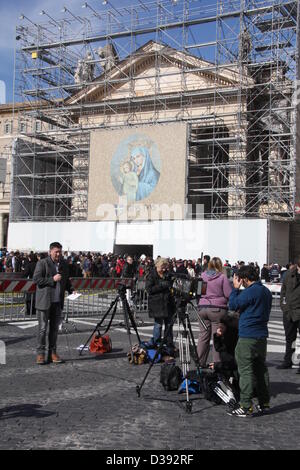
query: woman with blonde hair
[
  {"left": 145, "top": 257, "right": 176, "bottom": 358},
  {"left": 197, "top": 257, "right": 232, "bottom": 367}
]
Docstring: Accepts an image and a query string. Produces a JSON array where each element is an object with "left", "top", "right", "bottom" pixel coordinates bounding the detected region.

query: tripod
[
  {"left": 136, "top": 297, "right": 208, "bottom": 413},
  {"left": 59, "top": 309, "right": 78, "bottom": 334},
  {"left": 79, "top": 287, "right": 141, "bottom": 361}
]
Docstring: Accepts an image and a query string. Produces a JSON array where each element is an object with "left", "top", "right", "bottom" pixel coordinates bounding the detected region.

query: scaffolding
[{"left": 12, "top": 0, "right": 300, "bottom": 221}]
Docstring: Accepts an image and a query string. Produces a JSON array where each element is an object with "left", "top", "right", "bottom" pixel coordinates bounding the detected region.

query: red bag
[{"left": 89, "top": 334, "right": 112, "bottom": 355}]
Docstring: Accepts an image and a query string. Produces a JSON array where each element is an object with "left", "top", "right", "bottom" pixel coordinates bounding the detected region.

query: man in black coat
[
  {"left": 145, "top": 258, "right": 176, "bottom": 358},
  {"left": 33, "top": 242, "right": 74, "bottom": 365},
  {"left": 260, "top": 264, "right": 270, "bottom": 282},
  {"left": 278, "top": 256, "right": 300, "bottom": 373},
  {"left": 121, "top": 255, "right": 136, "bottom": 279},
  {"left": 23, "top": 254, "right": 38, "bottom": 316}
]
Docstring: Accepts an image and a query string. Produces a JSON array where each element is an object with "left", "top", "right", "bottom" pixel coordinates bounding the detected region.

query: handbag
[
  {"left": 127, "top": 344, "right": 147, "bottom": 365},
  {"left": 89, "top": 334, "right": 112, "bottom": 355}
]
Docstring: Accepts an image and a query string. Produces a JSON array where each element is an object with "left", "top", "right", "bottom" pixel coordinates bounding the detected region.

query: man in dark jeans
[
  {"left": 33, "top": 242, "right": 74, "bottom": 365},
  {"left": 228, "top": 265, "right": 272, "bottom": 417},
  {"left": 278, "top": 256, "right": 300, "bottom": 373}
]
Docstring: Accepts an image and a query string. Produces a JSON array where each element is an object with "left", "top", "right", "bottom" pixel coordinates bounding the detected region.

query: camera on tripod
[
  {"left": 117, "top": 279, "right": 135, "bottom": 297},
  {"left": 117, "top": 282, "right": 128, "bottom": 297},
  {"left": 168, "top": 273, "right": 207, "bottom": 302}
]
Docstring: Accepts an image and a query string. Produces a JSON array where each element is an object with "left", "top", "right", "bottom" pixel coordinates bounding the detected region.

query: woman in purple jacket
[{"left": 197, "top": 257, "right": 232, "bottom": 367}]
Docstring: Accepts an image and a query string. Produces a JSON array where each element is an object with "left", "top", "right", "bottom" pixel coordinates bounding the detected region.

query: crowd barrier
[
  {"left": 0, "top": 278, "right": 283, "bottom": 322},
  {"left": 264, "top": 282, "right": 282, "bottom": 312},
  {"left": 65, "top": 277, "right": 140, "bottom": 320},
  {"left": 0, "top": 278, "right": 147, "bottom": 322},
  {"left": 0, "top": 280, "right": 36, "bottom": 321}
]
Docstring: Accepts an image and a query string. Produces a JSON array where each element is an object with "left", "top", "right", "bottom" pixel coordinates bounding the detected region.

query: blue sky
[
  {"left": 0, "top": 0, "right": 150, "bottom": 103},
  {"left": 0, "top": 0, "right": 221, "bottom": 104}
]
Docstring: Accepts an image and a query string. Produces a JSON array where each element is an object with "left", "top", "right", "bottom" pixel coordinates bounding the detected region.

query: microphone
[{"left": 57, "top": 262, "right": 63, "bottom": 275}]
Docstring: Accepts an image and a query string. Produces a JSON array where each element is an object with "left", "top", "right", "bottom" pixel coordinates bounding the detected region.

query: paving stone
[{"left": 0, "top": 311, "right": 300, "bottom": 450}]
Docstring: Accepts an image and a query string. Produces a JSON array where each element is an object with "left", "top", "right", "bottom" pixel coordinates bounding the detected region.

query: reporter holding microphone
[{"left": 33, "top": 242, "right": 74, "bottom": 365}]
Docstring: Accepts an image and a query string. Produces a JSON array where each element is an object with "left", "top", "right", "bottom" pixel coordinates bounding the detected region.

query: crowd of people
[{"left": 0, "top": 249, "right": 293, "bottom": 283}]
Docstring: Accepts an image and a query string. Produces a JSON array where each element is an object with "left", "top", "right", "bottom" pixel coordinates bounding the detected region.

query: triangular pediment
[{"left": 67, "top": 40, "right": 246, "bottom": 105}]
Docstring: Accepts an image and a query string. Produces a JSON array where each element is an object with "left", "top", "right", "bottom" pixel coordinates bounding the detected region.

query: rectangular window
[
  {"left": 35, "top": 121, "right": 42, "bottom": 132},
  {"left": 19, "top": 122, "right": 26, "bottom": 133},
  {"left": 4, "top": 122, "right": 12, "bottom": 134}
]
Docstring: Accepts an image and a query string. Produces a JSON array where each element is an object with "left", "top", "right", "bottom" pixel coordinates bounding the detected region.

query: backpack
[
  {"left": 178, "top": 378, "right": 201, "bottom": 395},
  {"left": 160, "top": 363, "right": 182, "bottom": 391},
  {"left": 89, "top": 334, "right": 112, "bottom": 355},
  {"left": 146, "top": 348, "right": 162, "bottom": 364},
  {"left": 199, "top": 371, "right": 222, "bottom": 404}
]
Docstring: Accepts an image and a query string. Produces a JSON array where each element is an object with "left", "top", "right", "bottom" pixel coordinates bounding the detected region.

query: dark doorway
[{"left": 114, "top": 245, "right": 153, "bottom": 258}]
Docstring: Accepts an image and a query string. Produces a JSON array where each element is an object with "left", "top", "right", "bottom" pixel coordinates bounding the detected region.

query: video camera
[{"left": 167, "top": 273, "right": 207, "bottom": 302}]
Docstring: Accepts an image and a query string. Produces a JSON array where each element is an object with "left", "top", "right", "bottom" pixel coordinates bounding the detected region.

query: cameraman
[
  {"left": 121, "top": 255, "right": 136, "bottom": 305},
  {"left": 145, "top": 258, "right": 176, "bottom": 358}
]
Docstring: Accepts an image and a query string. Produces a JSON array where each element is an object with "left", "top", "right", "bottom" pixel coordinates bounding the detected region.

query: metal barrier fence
[
  {"left": 264, "top": 283, "right": 282, "bottom": 312},
  {"left": 0, "top": 280, "right": 36, "bottom": 321},
  {"left": 0, "top": 278, "right": 148, "bottom": 322},
  {"left": 65, "top": 278, "right": 139, "bottom": 320},
  {"left": 0, "top": 278, "right": 282, "bottom": 322}
]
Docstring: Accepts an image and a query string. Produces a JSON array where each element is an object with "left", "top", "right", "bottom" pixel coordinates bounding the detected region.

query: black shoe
[
  {"left": 276, "top": 362, "right": 293, "bottom": 369},
  {"left": 296, "top": 368, "right": 300, "bottom": 374},
  {"left": 227, "top": 405, "right": 254, "bottom": 418}
]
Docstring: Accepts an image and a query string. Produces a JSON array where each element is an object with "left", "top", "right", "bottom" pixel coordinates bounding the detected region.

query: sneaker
[
  {"left": 36, "top": 354, "right": 46, "bottom": 365},
  {"left": 227, "top": 405, "right": 254, "bottom": 417},
  {"left": 49, "top": 353, "right": 64, "bottom": 364},
  {"left": 256, "top": 403, "right": 271, "bottom": 415},
  {"left": 276, "top": 362, "right": 293, "bottom": 369}
]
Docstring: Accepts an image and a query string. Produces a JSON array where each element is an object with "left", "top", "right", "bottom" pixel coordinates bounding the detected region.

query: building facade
[{"left": 3, "top": 0, "right": 300, "bottom": 265}]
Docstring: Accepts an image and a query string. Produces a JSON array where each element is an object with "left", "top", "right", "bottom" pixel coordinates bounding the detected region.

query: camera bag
[
  {"left": 127, "top": 344, "right": 147, "bottom": 365},
  {"left": 178, "top": 378, "right": 201, "bottom": 395},
  {"left": 89, "top": 334, "right": 112, "bottom": 355},
  {"left": 199, "top": 371, "right": 222, "bottom": 404},
  {"left": 160, "top": 363, "right": 182, "bottom": 391}
]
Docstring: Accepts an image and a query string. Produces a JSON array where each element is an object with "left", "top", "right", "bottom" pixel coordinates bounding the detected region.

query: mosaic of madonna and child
[{"left": 110, "top": 134, "right": 161, "bottom": 203}]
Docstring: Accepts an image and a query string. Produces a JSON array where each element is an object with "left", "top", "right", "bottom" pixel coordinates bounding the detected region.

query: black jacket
[
  {"left": 213, "top": 314, "right": 239, "bottom": 373},
  {"left": 261, "top": 267, "right": 270, "bottom": 282},
  {"left": 146, "top": 268, "right": 175, "bottom": 319},
  {"left": 122, "top": 262, "right": 136, "bottom": 279},
  {"left": 280, "top": 267, "right": 300, "bottom": 321},
  {"left": 23, "top": 261, "right": 37, "bottom": 279}
]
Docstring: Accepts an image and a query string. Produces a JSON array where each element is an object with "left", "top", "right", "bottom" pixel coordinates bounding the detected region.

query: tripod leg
[
  {"left": 184, "top": 311, "right": 203, "bottom": 396},
  {"left": 79, "top": 296, "right": 119, "bottom": 355},
  {"left": 123, "top": 303, "right": 135, "bottom": 363},
  {"left": 122, "top": 296, "right": 141, "bottom": 344},
  {"left": 79, "top": 325, "right": 99, "bottom": 356},
  {"left": 178, "top": 316, "right": 193, "bottom": 413},
  {"left": 136, "top": 312, "right": 176, "bottom": 397},
  {"left": 136, "top": 339, "right": 166, "bottom": 397}
]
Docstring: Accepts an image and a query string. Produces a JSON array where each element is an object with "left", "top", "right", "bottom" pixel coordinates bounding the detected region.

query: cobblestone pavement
[{"left": 0, "top": 307, "right": 300, "bottom": 450}]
